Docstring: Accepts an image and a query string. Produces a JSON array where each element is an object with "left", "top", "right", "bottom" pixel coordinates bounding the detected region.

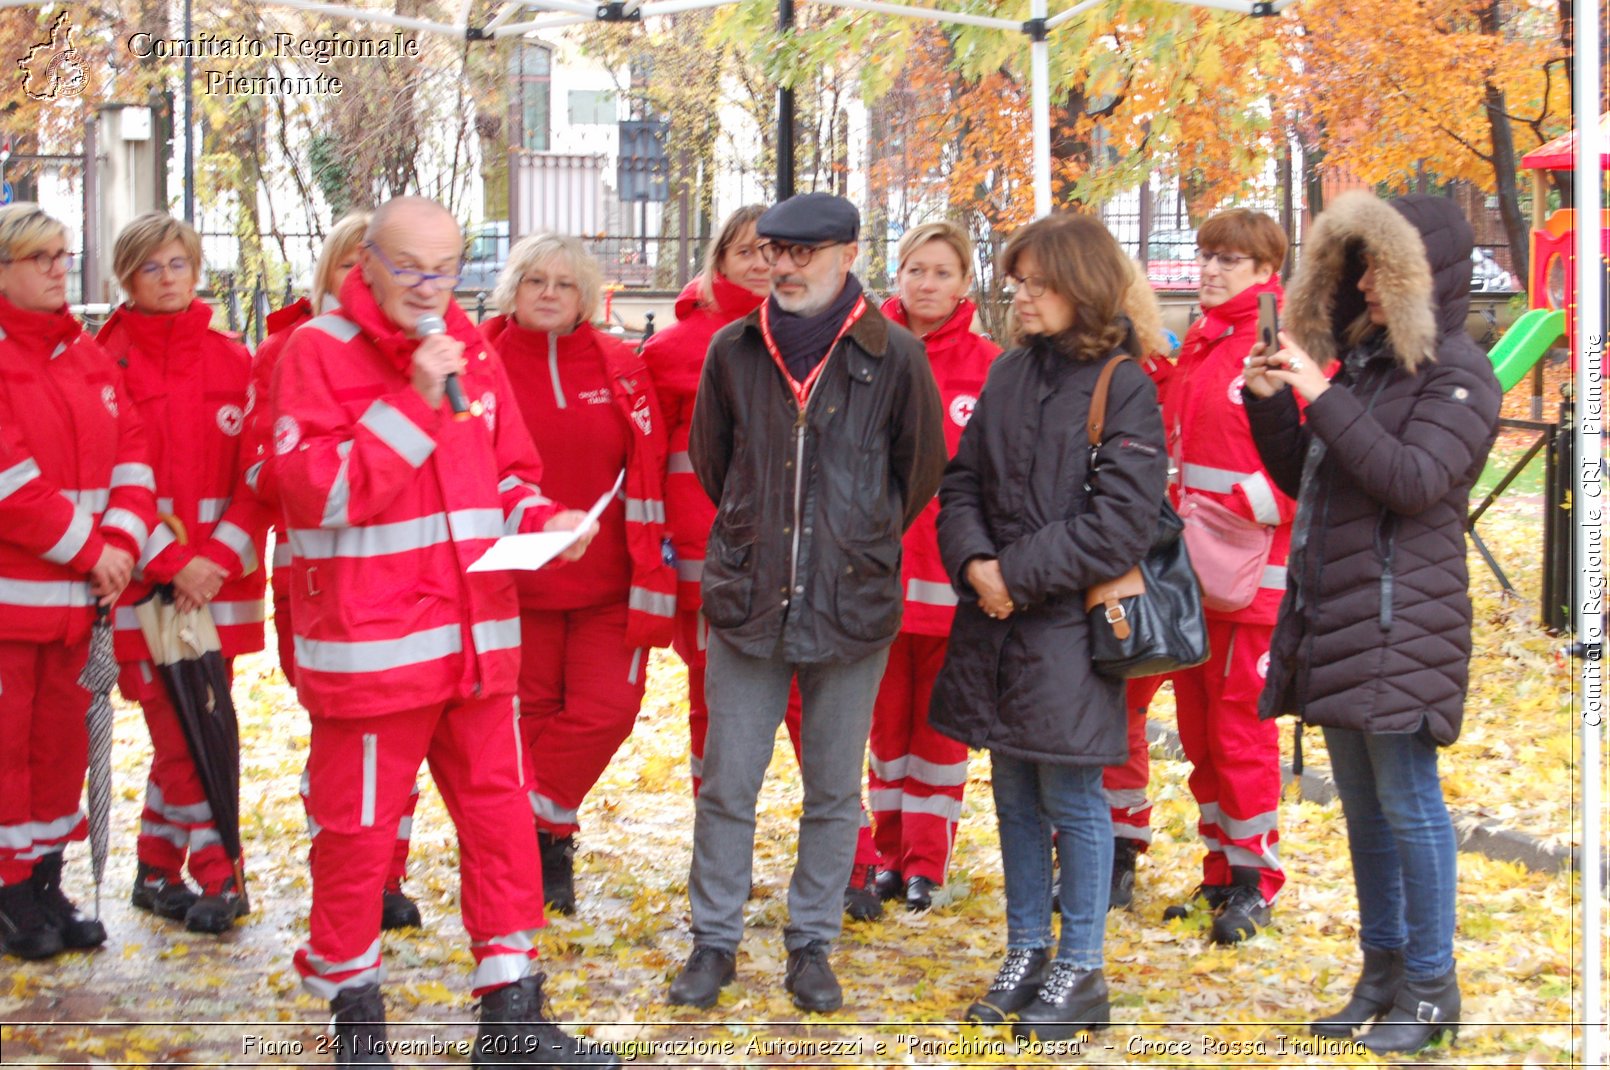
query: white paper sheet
[{"left": 468, "top": 470, "right": 624, "bottom": 573}]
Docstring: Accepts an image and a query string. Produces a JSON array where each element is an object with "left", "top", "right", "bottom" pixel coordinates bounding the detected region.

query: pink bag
[{"left": 1178, "top": 492, "right": 1274, "bottom": 614}]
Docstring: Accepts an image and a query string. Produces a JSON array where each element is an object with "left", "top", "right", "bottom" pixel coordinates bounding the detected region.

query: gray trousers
[{"left": 688, "top": 632, "right": 890, "bottom": 952}]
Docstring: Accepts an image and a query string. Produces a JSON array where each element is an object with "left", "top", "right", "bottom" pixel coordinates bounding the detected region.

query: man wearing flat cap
[{"left": 671, "top": 192, "right": 947, "bottom": 1012}]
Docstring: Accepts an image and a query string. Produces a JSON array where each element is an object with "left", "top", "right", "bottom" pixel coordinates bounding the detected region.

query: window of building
[
  {"left": 569, "top": 89, "right": 618, "bottom": 126},
  {"left": 510, "top": 43, "right": 550, "bottom": 152}
]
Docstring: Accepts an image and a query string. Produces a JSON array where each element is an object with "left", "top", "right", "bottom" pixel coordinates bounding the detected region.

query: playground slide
[{"left": 1488, "top": 307, "right": 1565, "bottom": 392}]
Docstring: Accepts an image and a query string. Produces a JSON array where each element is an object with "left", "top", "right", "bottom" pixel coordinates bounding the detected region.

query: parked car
[
  {"left": 1471, "top": 248, "right": 1519, "bottom": 293},
  {"left": 1146, "top": 228, "right": 1201, "bottom": 292},
  {"left": 459, "top": 220, "right": 509, "bottom": 294}
]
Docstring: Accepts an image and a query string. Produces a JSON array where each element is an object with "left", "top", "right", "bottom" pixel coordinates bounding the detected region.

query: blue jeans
[
  {"left": 989, "top": 753, "right": 1110, "bottom": 970},
  {"left": 1322, "top": 725, "right": 1457, "bottom": 980}
]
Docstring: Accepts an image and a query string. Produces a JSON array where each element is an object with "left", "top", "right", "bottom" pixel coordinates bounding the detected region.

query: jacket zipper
[
  {"left": 548, "top": 334, "right": 566, "bottom": 409},
  {"left": 788, "top": 404, "right": 807, "bottom": 600}
]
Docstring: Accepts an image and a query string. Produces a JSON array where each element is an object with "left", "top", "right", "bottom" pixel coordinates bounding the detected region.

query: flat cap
[{"left": 756, "top": 192, "right": 859, "bottom": 245}]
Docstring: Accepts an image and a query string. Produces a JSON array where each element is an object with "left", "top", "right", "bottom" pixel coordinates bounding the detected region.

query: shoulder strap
[{"left": 1087, "top": 353, "right": 1132, "bottom": 447}]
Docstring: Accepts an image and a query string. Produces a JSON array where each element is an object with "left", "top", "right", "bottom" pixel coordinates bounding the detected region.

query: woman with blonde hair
[
  {"left": 0, "top": 204, "right": 154, "bottom": 959},
  {"left": 483, "top": 233, "right": 675, "bottom": 915},
  {"left": 863, "top": 220, "right": 1000, "bottom": 913},
  {"left": 931, "top": 213, "right": 1167, "bottom": 1037},
  {"left": 94, "top": 212, "right": 266, "bottom": 935}
]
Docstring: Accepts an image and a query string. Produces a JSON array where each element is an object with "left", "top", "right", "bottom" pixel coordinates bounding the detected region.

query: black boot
[
  {"left": 379, "top": 881, "right": 422, "bottom": 931},
  {"left": 1209, "top": 867, "right": 1270, "bottom": 945},
  {"left": 964, "top": 946, "right": 1049, "bottom": 1024},
  {"left": 30, "top": 853, "right": 105, "bottom": 949},
  {"left": 538, "top": 832, "right": 576, "bottom": 916},
  {"left": 873, "top": 868, "right": 903, "bottom": 902},
  {"left": 1358, "top": 968, "right": 1460, "bottom": 1054},
  {"left": 1011, "top": 961, "right": 1111, "bottom": 1041},
  {"left": 842, "top": 863, "right": 883, "bottom": 922},
  {"left": 783, "top": 941, "right": 842, "bottom": 1013},
  {"left": 904, "top": 875, "right": 938, "bottom": 913},
  {"left": 1108, "top": 840, "right": 1140, "bottom": 911},
  {"left": 1162, "top": 883, "right": 1230, "bottom": 921},
  {"left": 0, "top": 878, "right": 63, "bottom": 960},
  {"left": 131, "top": 861, "right": 199, "bottom": 920},
  {"left": 667, "top": 944, "right": 736, "bottom": 1008},
  {"left": 473, "top": 972, "right": 621, "bottom": 1067},
  {"left": 1312, "top": 946, "right": 1404, "bottom": 1038},
  {"left": 185, "top": 876, "right": 246, "bottom": 934},
  {"left": 328, "top": 983, "right": 392, "bottom": 1066}
]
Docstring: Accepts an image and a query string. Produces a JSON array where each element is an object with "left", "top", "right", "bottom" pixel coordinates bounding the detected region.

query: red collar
[
  {"left": 758, "top": 295, "right": 867, "bottom": 410},
  {"left": 337, "top": 268, "right": 480, "bottom": 373},
  {"left": 880, "top": 294, "right": 977, "bottom": 344},
  {"left": 0, "top": 295, "right": 81, "bottom": 356}
]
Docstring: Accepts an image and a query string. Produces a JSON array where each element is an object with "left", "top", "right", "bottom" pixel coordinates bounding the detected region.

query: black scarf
[{"left": 766, "top": 274, "right": 864, "bottom": 382}]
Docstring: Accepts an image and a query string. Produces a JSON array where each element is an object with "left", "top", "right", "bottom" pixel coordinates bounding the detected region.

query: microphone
[{"left": 414, "top": 313, "right": 470, "bottom": 420}]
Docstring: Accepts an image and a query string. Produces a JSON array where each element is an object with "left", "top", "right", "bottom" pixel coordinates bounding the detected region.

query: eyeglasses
[
  {"left": 364, "top": 242, "right": 462, "bottom": 291},
  {"left": 520, "top": 274, "right": 578, "bottom": 294},
  {"left": 139, "top": 257, "right": 193, "bottom": 279},
  {"left": 757, "top": 240, "right": 838, "bottom": 267},
  {"left": 1195, "top": 250, "right": 1256, "bottom": 268},
  {"left": 1003, "top": 274, "right": 1049, "bottom": 298},
  {"left": 2, "top": 249, "right": 76, "bottom": 273}
]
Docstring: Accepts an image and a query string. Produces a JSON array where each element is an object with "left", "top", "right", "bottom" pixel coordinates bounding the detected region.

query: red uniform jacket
[
  {"left": 97, "top": 301, "right": 269, "bottom": 658},
  {"left": 0, "top": 298, "right": 156, "bottom": 645},
  {"left": 482, "top": 315, "right": 676, "bottom": 649},
  {"left": 1164, "top": 278, "right": 1295, "bottom": 626},
  {"left": 247, "top": 299, "right": 315, "bottom": 595},
  {"left": 639, "top": 274, "right": 764, "bottom": 610},
  {"left": 881, "top": 296, "right": 1000, "bottom": 636},
  {"left": 270, "top": 272, "right": 566, "bottom": 717}
]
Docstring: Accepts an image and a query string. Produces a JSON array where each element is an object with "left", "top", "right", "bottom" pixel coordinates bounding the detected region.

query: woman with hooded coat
[{"left": 1242, "top": 192, "right": 1501, "bottom": 1054}]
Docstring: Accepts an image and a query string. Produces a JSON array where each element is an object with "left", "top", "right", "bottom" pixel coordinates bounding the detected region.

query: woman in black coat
[
  {"left": 930, "top": 214, "right": 1167, "bottom": 1039},
  {"left": 1243, "top": 192, "right": 1501, "bottom": 1054}
]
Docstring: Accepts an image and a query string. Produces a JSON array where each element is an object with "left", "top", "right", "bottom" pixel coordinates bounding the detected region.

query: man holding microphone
[{"left": 270, "top": 196, "right": 618, "bottom": 1067}]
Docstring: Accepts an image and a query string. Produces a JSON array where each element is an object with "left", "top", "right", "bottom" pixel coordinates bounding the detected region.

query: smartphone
[{"left": 1257, "top": 292, "right": 1279, "bottom": 353}]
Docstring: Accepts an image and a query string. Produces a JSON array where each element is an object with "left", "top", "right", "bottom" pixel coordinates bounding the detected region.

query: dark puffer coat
[
  {"left": 1244, "top": 193, "right": 1502, "bottom": 744},
  {"left": 929, "top": 339, "right": 1167, "bottom": 765}
]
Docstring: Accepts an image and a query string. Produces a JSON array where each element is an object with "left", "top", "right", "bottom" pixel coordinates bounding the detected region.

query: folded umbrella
[
  {"left": 133, "top": 589, "right": 249, "bottom": 912},
  {"left": 77, "top": 603, "right": 118, "bottom": 918}
]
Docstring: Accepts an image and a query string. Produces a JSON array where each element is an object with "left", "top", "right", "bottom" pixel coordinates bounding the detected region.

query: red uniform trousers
[
  {"left": 0, "top": 640, "right": 90, "bottom": 886},
  {"left": 1173, "top": 618, "right": 1285, "bottom": 902},
  {"left": 295, "top": 692, "right": 541, "bottom": 999},
  {"left": 275, "top": 550, "right": 417, "bottom": 887},
  {"left": 867, "top": 632, "right": 968, "bottom": 883},
  {"left": 519, "top": 602, "right": 649, "bottom": 839},
  {"left": 120, "top": 658, "right": 236, "bottom": 889},
  {"left": 1103, "top": 675, "right": 1164, "bottom": 850},
  {"left": 673, "top": 608, "right": 878, "bottom": 866}
]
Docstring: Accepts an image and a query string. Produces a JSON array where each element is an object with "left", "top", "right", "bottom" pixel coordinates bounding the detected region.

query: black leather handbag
[{"left": 1082, "top": 355, "right": 1210, "bottom": 679}]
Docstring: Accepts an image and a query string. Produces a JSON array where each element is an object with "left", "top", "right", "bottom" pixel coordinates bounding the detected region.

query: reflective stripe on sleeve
[
  {"left": 272, "top": 541, "right": 291, "bottom": 568},
  {"left": 629, "top": 586, "right": 676, "bottom": 618},
  {"left": 198, "top": 498, "right": 230, "bottom": 525},
  {"left": 157, "top": 497, "right": 175, "bottom": 516},
  {"left": 667, "top": 451, "right": 694, "bottom": 475},
  {"left": 209, "top": 600, "right": 266, "bottom": 626},
  {"left": 63, "top": 488, "right": 110, "bottom": 512},
  {"left": 212, "top": 521, "right": 258, "bottom": 573},
  {"left": 471, "top": 617, "right": 521, "bottom": 655},
  {"left": 676, "top": 558, "right": 703, "bottom": 583},
  {"left": 138, "top": 521, "right": 179, "bottom": 570},
  {"left": 1238, "top": 471, "right": 1281, "bottom": 526},
  {"left": 1261, "top": 565, "right": 1287, "bottom": 590},
  {"left": 101, "top": 508, "right": 151, "bottom": 549},
  {"left": 321, "top": 441, "right": 353, "bottom": 529},
  {"left": 110, "top": 463, "right": 157, "bottom": 493},
  {"left": 905, "top": 578, "right": 958, "bottom": 608},
  {"left": 360, "top": 399, "right": 435, "bottom": 468},
  {"left": 448, "top": 508, "right": 504, "bottom": 544},
  {"left": 293, "top": 624, "right": 462, "bottom": 674},
  {"left": 505, "top": 488, "right": 553, "bottom": 534},
  {"left": 41, "top": 507, "right": 93, "bottom": 565},
  {"left": 625, "top": 497, "right": 665, "bottom": 524},
  {"left": 0, "top": 458, "right": 41, "bottom": 502},
  {"left": 1179, "top": 463, "right": 1244, "bottom": 494}
]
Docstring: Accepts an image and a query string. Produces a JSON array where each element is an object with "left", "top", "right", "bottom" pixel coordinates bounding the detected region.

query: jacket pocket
[
  {"left": 700, "top": 527, "right": 756, "bottom": 629},
  {"left": 833, "top": 538, "right": 902, "bottom": 642}
]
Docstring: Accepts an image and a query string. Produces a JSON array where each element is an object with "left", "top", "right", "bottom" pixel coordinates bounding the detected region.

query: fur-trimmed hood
[{"left": 1285, "top": 191, "right": 1474, "bottom": 373}]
